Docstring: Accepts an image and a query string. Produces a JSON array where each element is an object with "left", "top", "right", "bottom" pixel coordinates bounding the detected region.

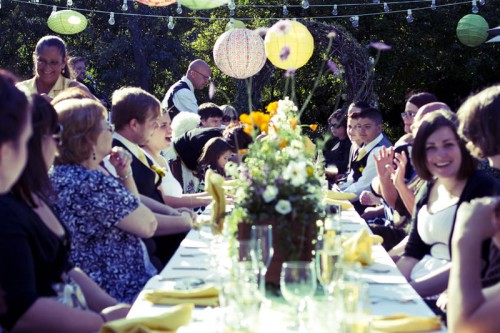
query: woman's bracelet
[{"left": 117, "top": 170, "right": 132, "bottom": 182}]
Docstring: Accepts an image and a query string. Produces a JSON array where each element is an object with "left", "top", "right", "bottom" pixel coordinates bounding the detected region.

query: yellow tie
[
  {"left": 356, "top": 147, "right": 367, "bottom": 162},
  {"left": 136, "top": 148, "right": 149, "bottom": 167}
]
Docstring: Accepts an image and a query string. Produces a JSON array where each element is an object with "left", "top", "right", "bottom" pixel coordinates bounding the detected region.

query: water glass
[
  {"left": 251, "top": 225, "right": 274, "bottom": 297},
  {"left": 280, "top": 261, "right": 317, "bottom": 330}
]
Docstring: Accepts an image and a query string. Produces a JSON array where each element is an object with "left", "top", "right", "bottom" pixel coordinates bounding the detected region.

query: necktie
[
  {"left": 356, "top": 147, "right": 367, "bottom": 162},
  {"left": 137, "top": 148, "right": 159, "bottom": 183}
]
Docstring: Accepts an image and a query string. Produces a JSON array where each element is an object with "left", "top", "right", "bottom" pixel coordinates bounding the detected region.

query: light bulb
[
  {"left": 406, "top": 9, "right": 414, "bottom": 23},
  {"left": 230, "top": 9, "right": 235, "bottom": 16},
  {"left": 67, "top": 0, "right": 73, "bottom": 7},
  {"left": 472, "top": 0, "right": 479, "bottom": 12},
  {"left": 373, "top": 0, "right": 380, "bottom": 4},
  {"left": 302, "top": 0, "right": 309, "bottom": 9},
  {"left": 332, "top": 4, "right": 338, "bottom": 15},
  {"left": 176, "top": 3, "right": 182, "bottom": 14},
  {"left": 431, "top": 0, "right": 436, "bottom": 10},
  {"left": 0, "top": 0, "right": 2, "bottom": 9},
  {"left": 383, "top": 2, "right": 389, "bottom": 12},
  {"left": 52, "top": 5, "right": 57, "bottom": 13},
  {"left": 283, "top": 5, "right": 288, "bottom": 16},
  {"left": 350, "top": 16, "right": 359, "bottom": 28},
  {"left": 122, "top": 0, "right": 128, "bottom": 11},
  {"left": 228, "top": 0, "right": 236, "bottom": 10},
  {"left": 108, "top": 12, "right": 115, "bottom": 25},
  {"left": 168, "top": 16, "right": 175, "bottom": 30},
  {"left": 479, "top": 0, "right": 485, "bottom": 4}
]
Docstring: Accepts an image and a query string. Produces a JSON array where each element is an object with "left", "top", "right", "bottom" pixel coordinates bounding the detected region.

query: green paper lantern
[
  {"left": 178, "top": 0, "right": 229, "bottom": 10},
  {"left": 456, "top": 14, "right": 489, "bottom": 47},
  {"left": 47, "top": 10, "right": 87, "bottom": 35},
  {"left": 225, "top": 19, "right": 245, "bottom": 31},
  {"left": 137, "top": 0, "right": 176, "bottom": 6}
]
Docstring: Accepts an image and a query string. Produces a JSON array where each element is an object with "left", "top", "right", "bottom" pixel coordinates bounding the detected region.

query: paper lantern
[
  {"left": 213, "top": 28, "right": 266, "bottom": 79},
  {"left": 47, "top": 10, "right": 87, "bottom": 35},
  {"left": 178, "top": 0, "right": 229, "bottom": 9},
  {"left": 456, "top": 14, "right": 489, "bottom": 47},
  {"left": 137, "top": 0, "right": 176, "bottom": 6},
  {"left": 225, "top": 19, "right": 246, "bottom": 31},
  {"left": 264, "top": 20, "right": 314, "bottom": 70}
]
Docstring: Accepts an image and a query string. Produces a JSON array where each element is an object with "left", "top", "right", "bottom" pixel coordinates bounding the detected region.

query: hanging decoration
[
  {"left": 225, "top": 19, "right": 245, "bottom": 31},
  {"left": 264, "top": 20, "right": 314, "bottom": 70},
  {"left": 178, "top": 0, "right": 229, "bottom": 10},
  {"left": 47, "top": 9, "right": 88, "bottom": 35},
  {"left": 137, "top": 0, "right": 176, "bottom": 6},
  {"left": 456, "top": 14, "right": 489, "bottom": 47},
  {"left": 213, "top": 28, "right": 266, "bottom": 79}
]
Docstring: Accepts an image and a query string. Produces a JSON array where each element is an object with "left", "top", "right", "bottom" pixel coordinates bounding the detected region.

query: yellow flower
[
  {"left": 359, "top": 166, "right": 365, "bottom": 173},
  {"left": 309, "top": 124, "right": 318, "bottom": 131},
  {"left": 151, "top": 165, "right": 166, "bottom": 177},
  {"left": 239, "top": 111, "right": 271, "bottom": 136},
  {"left": 266, "top": 101, "right": 279, "bottom": 116},
  {"left": 289, "top": 118, "right": 298, "bottom": 130},
  {"left": 306, "top": 166, "right": 314, "bottom": 177},
  {"left": 279, "top": 139, "right": 287, "bottom": 149}
]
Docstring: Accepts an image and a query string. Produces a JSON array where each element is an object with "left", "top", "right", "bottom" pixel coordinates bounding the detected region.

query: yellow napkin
[
  {"left": 325, "top": 189, "right": 357, "bottom": 201},
  {"left": 324, "top": 197, "right": 354, "bottom": 210},
  {"left": 144, "top": 284, "right": 219, "bottom": 307},
  {"left": 342, "top": 229, "right": 383, "bottom": 265},
  {"left": 100, "top": 303, "right": 193, "bottom": 333},
  {"left": 204, "top": 169, "right": 226, "bottom": 234},
  {"left": 371, "top": 314, "right": 442, "bottom": 332}
]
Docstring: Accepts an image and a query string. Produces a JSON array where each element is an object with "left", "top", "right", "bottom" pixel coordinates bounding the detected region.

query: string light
[
  {"left": 383, "top": 2, "right": 390, "bottom": 12},
  {"left": 230, "top": 9, "right": 235, "bottom": 16},
  {"left": 168, "top": 16, "right": 175, "bottom": 29},
  {"left": 301, "top": 0, "right": 310, "bottom": 9},
  {"left": 332, "top": 4, "right": 338, "bottom": 16},
  {"left": 228, "top": 17, "right": 234, "bottom": 28},
  {"left": 51, "top": 5, "right": 56, "bottom": 13},
  {"left": 0, "top": 0, "right": 2, "bottom": 9},
  {"left": 373, "top": 0, "right": 380, "bottom": 4},
  {"left": 121, "top": 0, "right": 128, "bottom": 12},
  {"left": 283, "top": 5, "right": 288, "bottom": 17},
  {"left": 479, "top": 0, "right": 485, "bottom": 5},
  {"left": 431, "top": 0, "right": 436, "bottom": 10},
  {"left": 108, "top": 12, "right": 115, "bottom": 25},
  {"left": 176, "top": 3, "right": 182, "bottom": 14},
  {"left": 471, "top": 0, "right": 479, "bottom": 13},
  {"left": 67, "top": 0, "right": 73, "bottom": 7},
  {"left": 406, "top": 9, "right": 413, "bottom": 23},
  {"left": 350, "top": 15, "right": 359, "bottom": 28},
  {"left": 228, "top": 0, "right": 236, "bottom": 10}
]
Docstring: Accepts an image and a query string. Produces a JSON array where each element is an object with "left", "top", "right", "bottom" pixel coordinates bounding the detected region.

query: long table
[{"left": 128, "top": 209, "right": 447, "bottom": 332}]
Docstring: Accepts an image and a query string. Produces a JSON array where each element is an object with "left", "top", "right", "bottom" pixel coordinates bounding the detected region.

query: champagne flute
[
  {"left": 316, "top": 232, "right": 343, "bottom": 296},
  {"left": 251, "top": 225, "right": 274, "bottom": 298},
  {"left": 280, "top": 261, "right": 317, "bottom": 330}
]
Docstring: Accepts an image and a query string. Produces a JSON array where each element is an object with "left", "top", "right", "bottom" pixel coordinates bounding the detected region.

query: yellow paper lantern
[
  {"left": 213, "top": 28, "right": 266, "bottom": 79},
  {"left": 178, "top": 0, "right": 229, "bottom": 9},
  {"left": 137, "top": 0, "right": 176, "bottom": 6},
  {"left": 47, "top": 10, "right": 87, "bottom": 35},
  {"left": 456, "top": 14, "right": 489, "bottom": 47},
  {"left": 264, "top": 20, "right": 314, "bottom": 70}
]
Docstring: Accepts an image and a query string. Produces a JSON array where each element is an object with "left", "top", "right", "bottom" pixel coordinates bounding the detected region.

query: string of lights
[{"left": 3, "top": 0, "right": 487, "bottom": 28}]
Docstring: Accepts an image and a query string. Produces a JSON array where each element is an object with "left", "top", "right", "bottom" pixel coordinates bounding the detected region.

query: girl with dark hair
[
  {"left": 16, "top": 36, "right": 89, "bottom": 100},
  {"left": 0, "top": 94, "right": 129, "bottom": 332},
  {"left": 198, "top": 137, "right": 233, "bottom": 178},
  {"left": 396, "top": 110, "right": 499, "bottom": 302}
]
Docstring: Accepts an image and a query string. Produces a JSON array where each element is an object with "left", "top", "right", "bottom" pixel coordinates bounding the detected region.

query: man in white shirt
[
  {"left": 340, "top": 107, "right": 392, "bottom": 213},
  {"left": 162, "top": 59, "right": 211, "bottom": 120}
]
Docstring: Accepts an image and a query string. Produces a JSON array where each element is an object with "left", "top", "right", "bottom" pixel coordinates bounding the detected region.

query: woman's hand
[
  {"left": 390, "top": 151, "right": 408, "bottom": 190},
  {"left": 374, "top": 146, "right": 395, "bottom": 179},
  {"left": 177, "top": 207, "right": 197, "bottom": 224},
  {"left": 359, "top": 190, "right": 381, "bottom": 206},
  {"left": 101, "top": 303, "right": 131, "bottom": 322},
  {"left": 109, "top": 147, "right": 133, "bottom": 178}
]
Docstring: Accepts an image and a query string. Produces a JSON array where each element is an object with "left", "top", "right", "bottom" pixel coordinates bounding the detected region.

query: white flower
[
  {"left": 283, "top": 160, "right": 307, "bottom": 187},
  {"left": 224, "top": 161, "right": 238, "bottom": 177},
  {"left": 275, "top": 199, "right": 292, "bottom": 215},
  {"left": 262, "top": 185, "right": 279, "bottom": 203}
]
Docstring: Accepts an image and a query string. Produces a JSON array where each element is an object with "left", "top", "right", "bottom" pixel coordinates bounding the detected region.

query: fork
[{"left": 371, "top": 296, "right": 417, "bottom": 304}]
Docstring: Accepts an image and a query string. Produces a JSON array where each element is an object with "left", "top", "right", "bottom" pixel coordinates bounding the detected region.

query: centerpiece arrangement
[{"left": 225, "top": 97, "right": 325, "bottom": 284}]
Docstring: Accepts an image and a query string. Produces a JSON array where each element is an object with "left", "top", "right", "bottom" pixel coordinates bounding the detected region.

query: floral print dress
[{"left": 50, "top": 164, "right": 157, "bottom": 303}]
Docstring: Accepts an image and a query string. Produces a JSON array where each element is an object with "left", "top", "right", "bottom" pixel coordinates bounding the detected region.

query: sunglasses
[{"left": 222, "top": 115, "right": 238, "bottom": 122}]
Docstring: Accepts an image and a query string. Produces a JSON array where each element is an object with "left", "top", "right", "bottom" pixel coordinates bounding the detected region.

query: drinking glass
[
  {"left": 251, "top": 225, "right": 274, "bottom": 297},
  {"left": 315, "top": 240, "right": 343, "bottom": 296},
  {"left": 280, "top": 261, "right": 317, "bottom": 330}
]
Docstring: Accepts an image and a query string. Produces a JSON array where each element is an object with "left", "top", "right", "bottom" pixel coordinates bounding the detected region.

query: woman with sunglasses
[
  {"left": 16, "top": 36, "right": 89, "bottom": 102},
  {"left": 1, "top": 93, "right": 129, "bottom": 332},
  {"left": 221, "top": 105, "right": 240, "bottom": 127}
]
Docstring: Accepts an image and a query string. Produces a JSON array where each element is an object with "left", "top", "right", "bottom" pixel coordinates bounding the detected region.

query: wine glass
[
  {"left": 280, "top": 261, "right": 317, "bottom": 330},
  {"left": 251, "top": 225, "right": 274, "bottom": 297},
  {"left": 315, "top": 246, "right": 343, "bottom": 296}
]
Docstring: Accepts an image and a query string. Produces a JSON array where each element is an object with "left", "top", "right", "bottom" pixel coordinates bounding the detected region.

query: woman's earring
[{"left": 93, "top": 152, "right": 96, "bottom": 160}]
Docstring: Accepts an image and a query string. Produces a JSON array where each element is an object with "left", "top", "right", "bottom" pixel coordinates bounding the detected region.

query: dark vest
[
  {"left": 166, "top": 80, "right": 190, "bottom": 120},
  {"left": 351, "top": 136, "right": 392, "bottom": 182},
  {"left": 112, "top": 138, "right": 163, "bottom": 203}
]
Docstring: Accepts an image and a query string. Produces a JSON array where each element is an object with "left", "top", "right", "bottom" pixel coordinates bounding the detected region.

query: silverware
[
  {"left": 371, "top": 296, "right": 417, "bottom": 304},
  {"left": 172, "top": 267, "right": 208, "bottom": 271},
  {"left": 179, "top": 253, "right": 206, "bottom": 257}
]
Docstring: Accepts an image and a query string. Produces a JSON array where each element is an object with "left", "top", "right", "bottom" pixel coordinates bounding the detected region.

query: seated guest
[
  {"left": 142, "top": 112, "right": 212, "bottom": 208},
  {"left": 340, "top": 107, "right": 392, "bottom": 214},
  {"left": 110, "top": 87, "right": 194, "bottom": 265},
  {"left": 1, "top": 88, "right": 128, "bottom": 332},
  {"left": 199, "top": 102, "right": 223, "bottom": 128},
  {"left": 16, "top": 36, "right": 89, "bottom": 101},
  {"left": 197, "top": 137, "right": 233, "bottom": 178},
  {"left": 51, "top": 98, "right": 158, "bottom": 303},
  {"left": 68, "top": 56, "right": 109, "bottom": 107},
  {"left": 448, "top": 84, "right": 500, "bottom": 332},
  {"left": 396, "top": 110, "right": 500, "bottom": 304},
  {"left": 221, "top": 104, "right": 239, "bottom": 127},
  {"left": 324, "top": 109, "right": 351, "bottom": 175}
]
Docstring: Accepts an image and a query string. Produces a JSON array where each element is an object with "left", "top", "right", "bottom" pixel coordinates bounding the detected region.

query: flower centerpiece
[{"left": 225, "top": 97, "right": 325, "bottom": 284}]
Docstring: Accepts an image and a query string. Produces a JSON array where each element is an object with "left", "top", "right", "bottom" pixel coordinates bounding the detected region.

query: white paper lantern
[{"left": 213, "top": 28, "right": 266, "bottom": 79}]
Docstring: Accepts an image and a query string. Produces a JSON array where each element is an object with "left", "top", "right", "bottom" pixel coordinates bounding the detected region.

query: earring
[{"left": 93, "top": 152, "right": 96, "bottom": 160}]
